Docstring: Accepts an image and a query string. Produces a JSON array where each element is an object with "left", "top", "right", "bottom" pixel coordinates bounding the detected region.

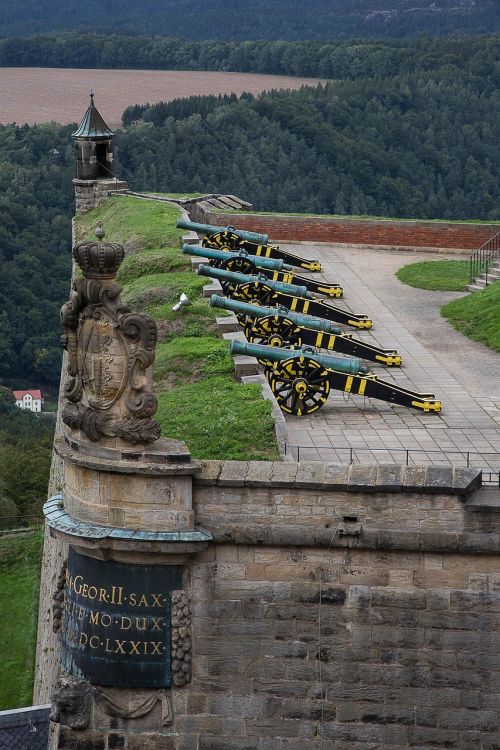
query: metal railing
[
  {"left": 284, "top": 445, "right": 500, "bottom": 486},
  {"left": 469, "top": 230, "right": 500, "bottom": 284},
  {"left": 0, "top": 515, "right": 43, "bottom": 533}
]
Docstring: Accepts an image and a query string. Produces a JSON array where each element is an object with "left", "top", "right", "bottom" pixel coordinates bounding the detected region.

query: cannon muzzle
[
  {"left": 182, "top": 244, "right": 293, "bottom": 271},
  {"left": 177, "top": 220, "right": 268, "bottom": 245},
  {"left": 210, "top": 295, "right": 342, "bottom": 334},
  {"left": 230, "top": 340, "right": 369, "bottom": 375},
  {"left": 197, "top": 264, "right": 313, "bottom": 299}
]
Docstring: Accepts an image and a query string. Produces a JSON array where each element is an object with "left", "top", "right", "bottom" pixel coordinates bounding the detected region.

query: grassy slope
[
  {"left": 441, "top": 282, "right": 500, "bottom": 352},
  {"left": 396, "top": 260, "right": 470, "bottom": 291},
  {"left": 0, "top": 531, "right": 43, "bottom": 709},
  {"left": 77, "top": 196, "right": 279, "bottom": 460}
]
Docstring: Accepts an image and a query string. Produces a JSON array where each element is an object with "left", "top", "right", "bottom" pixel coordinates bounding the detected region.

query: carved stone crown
[{"left": 73, "top": 240, "right": 125, "bottom": 279}]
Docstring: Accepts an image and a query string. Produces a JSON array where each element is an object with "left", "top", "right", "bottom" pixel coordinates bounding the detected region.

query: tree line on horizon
[
  {"left": 0, "top": 0, "right": 498, "bottom": 40},
  {"left": 0, "top": 32, "right": 498, "bottom": 81}
]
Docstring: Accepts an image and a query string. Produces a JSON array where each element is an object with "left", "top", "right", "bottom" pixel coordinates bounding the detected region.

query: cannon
[
  {"left": 198, "top": 264, "right": 372, "bottom": 330},
  {"left": 197, "top": 263, "right": 313, "bottom": 300},
  {"left": 177, "top": 219, "right": 322, "bottom": 271},
  {"left": 183, "top": 244, "right": 342, "bottom": 297},
  {"left": 182, "top": 244, "right": 293, "bottom": 272},
  {"left": 177, "top": 219, "right": 268, "bottom": 245},
  {"left": 230, "top": 341, "right": 441, "bottom": 416},
  {"left": 211, "top": 296, "right": 402, "bottom": 367}
]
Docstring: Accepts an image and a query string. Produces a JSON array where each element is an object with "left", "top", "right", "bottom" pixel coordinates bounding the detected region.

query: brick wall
[{"left": 212, "top": 212, "right": 499, "bottom": 252}]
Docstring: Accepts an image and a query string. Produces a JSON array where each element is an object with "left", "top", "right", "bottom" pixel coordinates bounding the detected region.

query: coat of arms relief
[{"left": 60, "top": 225, "right": 161, "bottom": 444}]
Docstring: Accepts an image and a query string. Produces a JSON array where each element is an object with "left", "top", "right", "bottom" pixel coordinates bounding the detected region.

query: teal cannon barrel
[
  {"left": 210, "top": 294, "right": 342, "bottom": 335},
  {"left": 231, "top": 340, "right": 367, "bottom": 375},
  {"left": 176, "top": 220, "right": 268, "bottom": 245},
  {"left": 182, "top": 244, "right": 293, "bottom": 271},
  {"left": 197, "top": 264, "right": 314, "bottom": 300}
]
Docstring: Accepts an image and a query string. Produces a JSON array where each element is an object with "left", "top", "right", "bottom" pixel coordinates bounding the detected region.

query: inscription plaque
[{"left": 61, "top": 548, "right": 182, "bottom": 687}]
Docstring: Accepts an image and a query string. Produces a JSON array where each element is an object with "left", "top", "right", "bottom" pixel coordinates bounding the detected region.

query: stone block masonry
[
  {"left": 37, "top": 456, "right": 500, "bottom": 748},
  {"left": 211, "top": 212, "right": 499, "bottom": 253}
]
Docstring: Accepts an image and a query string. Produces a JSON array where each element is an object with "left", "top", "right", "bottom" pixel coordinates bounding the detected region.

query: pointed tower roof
[{"left": 72, "top": 92, "right": 114, "bottom": 140}]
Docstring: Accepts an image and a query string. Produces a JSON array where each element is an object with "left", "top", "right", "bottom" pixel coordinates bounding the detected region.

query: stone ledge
[
  {"left": 55, "top": 436, "right": 200, "bottom": 477},
  {"left": 195, "top": 461, "right": 481, "bottom": 495},
  {"left": 44, "top": 496, "right": 212, "bottom": 548},
  {"left": 207, "top": 522, "right": 500, "bottom": 554}
]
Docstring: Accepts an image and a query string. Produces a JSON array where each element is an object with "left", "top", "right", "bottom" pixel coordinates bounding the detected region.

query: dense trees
[
  {"left": 0, "top": 33, "right": 499, "bottom": 81},
  {"left": 0, "top": 123, "right": 74, "bottom": 387},
  {"left": 0, "top": 388, "right": 54, "bottom": 524},
  {"left": 0, "top": 0, "right": 498, "bottom": 40},
  {"left": 118, "top": 71, "right": 500, "bottom": 220}
]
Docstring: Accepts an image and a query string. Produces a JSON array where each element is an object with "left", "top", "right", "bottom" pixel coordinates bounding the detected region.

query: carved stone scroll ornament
[
  {"left": 171, "top": 590, "right": 192, "bottom": 686},
  {"left": 50, "top": 673, "right": 93, "bottom": 729},
  {"left": 60, "top": 225, "right": 161, "bottom": 443}
]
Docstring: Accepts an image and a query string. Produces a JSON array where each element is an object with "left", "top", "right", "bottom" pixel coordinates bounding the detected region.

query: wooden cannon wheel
[
  {"left": 265, "top": 356, "right": 330, "bottom": 416},
  {"left": 220, "top": 255, "right": 256, "bottom": 275},
  {"left": 202, "top": 230, "right": 241, "bottom": 252},
  {"left": 232, "top": 281, "right": 278, "bottom": 306},
  {"left": 245, "top": 315, "right": 302, "bottom": 364}
]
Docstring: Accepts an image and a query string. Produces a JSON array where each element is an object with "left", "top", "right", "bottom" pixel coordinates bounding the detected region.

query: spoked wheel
[
  {"left": 202, "top": 231, "right": 240, "bottom": 252},
  {"left": 233, "top": 281, "right": 278, "bottom": 306},
  {"left": 245, "top": 315, "right": 302, "bottom": 364},
  {"left": 220, "top": 256, "right": 256, "bottom": 275},
  {"left": 208, "top": 258, "right": 223, "bottom": 269},
  {"left": 266, "top": 356, "right": 330, "bottom": 416},
  {"left": 221, "top": 280, "right": 241, "bottom": 297}
]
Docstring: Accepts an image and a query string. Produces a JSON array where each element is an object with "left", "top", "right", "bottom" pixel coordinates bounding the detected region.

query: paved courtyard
[{"left": 279, "top": 243, "right": 500, "bottom": 474}]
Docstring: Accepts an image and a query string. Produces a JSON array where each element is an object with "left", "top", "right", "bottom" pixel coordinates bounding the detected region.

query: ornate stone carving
[
  {"left": 60, "top": 225, "right": 160, "bottom": 443},
  {"left": 52, "top": 559, "right": 67, "bottom": 634},
  {"left": 96, "top": 688, "right": 173, "bottom": 726},
  {"left": 171, "top": 590, "right": 192, "bottom": 686},
  {"left": 50, "top": 673, "right": 93, "bottom": 729}
]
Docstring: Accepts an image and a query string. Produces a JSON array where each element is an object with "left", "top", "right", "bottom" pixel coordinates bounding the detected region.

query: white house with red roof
[{"left": 13, "top": 389, "right": 44, "bottom": 413}]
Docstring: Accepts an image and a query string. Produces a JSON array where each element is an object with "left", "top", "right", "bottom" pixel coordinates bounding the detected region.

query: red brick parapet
[{"left": 212, "top": 212, "right": 498, "bottom": 252}]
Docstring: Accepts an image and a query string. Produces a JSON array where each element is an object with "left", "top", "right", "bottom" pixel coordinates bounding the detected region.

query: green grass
[
  {"left": 396, "top": 260, "right": 470, "bottom": 291},
  {"left": 76, "top": 198, "right": 280, "bottom": 461},
  {"left": 76, "top": 195, "right": 183, "bottom": 249},
  {"left": 123, "top": 271, "right": 207, "bottom": 306},
  {"left": 0, "top": 531, "right": 43, "bottom": 709},
  {"left": 441, "top": 282, "right": 500, "bottom": 352},
  {"left": 117, "top": 246, "right": 190, "bottom": 283},
  {"left": 155, "top": 337, "right": 232, "bottom": 385},
  {"left": 156, "top": 377, "right": 279, "bottom": 460}
]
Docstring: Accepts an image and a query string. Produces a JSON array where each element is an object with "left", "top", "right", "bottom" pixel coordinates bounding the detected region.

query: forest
[
  {"left": 0, "top": 33, "right": 499, "bottom": 400},
  {"left": 0, "top": 123, "right": 74, "bottom": 389},
  {"left": 118, "top": 70, "right": 500, "bottom": 219},
  {"left": 0, "top": 32, "right": 498, "bottom": 80},
  {"left": 0, "top": 0, "right": 498, "bottom": 39},
  {"left": 0, "top": 387, "right": 54, "bottom": 524}
]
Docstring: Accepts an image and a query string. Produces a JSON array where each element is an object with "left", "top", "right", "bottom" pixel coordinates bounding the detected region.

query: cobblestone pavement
[{"left": 281, "top": 243, "right": 500, "bottom": 473}]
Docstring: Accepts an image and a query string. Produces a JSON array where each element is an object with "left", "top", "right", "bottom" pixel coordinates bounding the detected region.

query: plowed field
[{"left": 0, "top": 68, "right": 325, "bottom": 126}]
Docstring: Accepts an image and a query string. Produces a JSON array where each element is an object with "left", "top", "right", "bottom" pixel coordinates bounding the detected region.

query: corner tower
[{"left": 72, "top": 92, "right": 128, "bottom": 212}]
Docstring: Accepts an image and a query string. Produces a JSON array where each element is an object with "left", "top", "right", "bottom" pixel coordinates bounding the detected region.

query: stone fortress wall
[
  {"left": 35, "top": 194, "right": 500, "bottom": 749},
  {"left": 37, "top": 458, "right": 500, "bottom": 749}
]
